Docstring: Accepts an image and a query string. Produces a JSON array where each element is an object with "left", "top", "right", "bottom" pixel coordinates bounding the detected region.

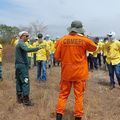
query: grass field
[{"left": 0, "top": 45, "right": 120, "bottom": 120}]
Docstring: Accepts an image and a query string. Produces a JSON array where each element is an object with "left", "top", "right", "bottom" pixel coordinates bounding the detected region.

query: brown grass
[{"left": 0, "top": 45, "right": 120, "bottom": 120}]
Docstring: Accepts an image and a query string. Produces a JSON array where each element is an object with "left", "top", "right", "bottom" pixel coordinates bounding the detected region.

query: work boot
[
  {"left": 75, "top": 117, "right": 82, "bottom": 120},
  {"left": 109, "top": 84, "right": 115, "bottom": 90},
  {"left": 0, "top": 77, "right": 3, "bottom": 81},
  {"left": 118, "top": 81, "right": 120, "bottom": 86},
  {"left": 17, "top": 94, "right": 23, "bottom": 104},
  {"left": 23, "top": 96, "right": 34, "bottom": 106},
  {"left": 56, "top": 113, "right": 62, "bottom": 120},
  {"left": 48, "top": 64, "right": 51, "bottom": 68}
]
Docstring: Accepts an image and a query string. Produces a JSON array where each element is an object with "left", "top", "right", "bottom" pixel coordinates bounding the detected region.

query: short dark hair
[
  {"left": 37, "top": 33, "right": 43, "bottom": 38},
  {"left": 95, "top": 37, "right": 99, "bottom": 40}
]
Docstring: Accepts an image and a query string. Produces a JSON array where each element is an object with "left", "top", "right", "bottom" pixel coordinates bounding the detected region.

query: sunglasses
[
  {"left": 108, "top": 35, "right": 112, "bottom": 37},
  {"left": 23, "top": 34, "right": 29, "bottom": 37}
]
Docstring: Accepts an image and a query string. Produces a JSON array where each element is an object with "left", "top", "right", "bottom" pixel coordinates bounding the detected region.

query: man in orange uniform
[{"left": 55, "top": 20, "right": 97, "bottom": 120}]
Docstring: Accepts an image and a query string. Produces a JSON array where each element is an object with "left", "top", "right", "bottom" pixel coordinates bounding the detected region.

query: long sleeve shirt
[{"left": 15, "top": 40, "right": 39, "bottom": 65}]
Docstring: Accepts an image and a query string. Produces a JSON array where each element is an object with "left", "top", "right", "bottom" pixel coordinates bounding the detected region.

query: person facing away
[
  {"left": 54, "top": 20, "right": 97, "bottom": 120},
  {"left": 15, "top": 31, "right": 42, "bottom": 106},
  {"left": 44, "top": 34, "right": 54, "bottom": 68}
]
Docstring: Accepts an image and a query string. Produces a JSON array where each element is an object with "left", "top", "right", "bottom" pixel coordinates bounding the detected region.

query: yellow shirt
[
  {"left": 46, "top": 40, "right": 54, "bottom": 54},
  {"left": 105, "top": 40, "right": 120, "bottom": 65},
  {"left": 93, "top": 45, "right": 99, "bottom": 57},
  {"left": 51, "top": 42, "right": 56, "bottom": 53},
  {"left": 11, "top": 39, "right": 19, "bottom": 46},
  {"left": 25, "top": 41, "right": 33, "bottom": 57},
  {"left": 36, "top": 40, "right": 50, "bottom": 61},
  {"left": 102, "top": 41, "right": 107, "bottom": 56},
  {"left": 97, "top": 41, "right": 104, "bottom": 53},
  {"left": 33, "top": 41, "right": 38, "bottom": 54},
  {"left": 0, "top": 44, "right": 3, "bottom": 62}
]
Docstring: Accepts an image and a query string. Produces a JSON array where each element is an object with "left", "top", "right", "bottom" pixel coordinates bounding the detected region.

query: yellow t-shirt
[
  {"left": 25, "top": 41, "right": 33, "bottom": 57},
  {"left": 102, "top": 41, "right": 108, "bottom": 56},
  {"left": 36, "top": 40, "right": 50, "bottom": 61},
  {"left": 105, "top": 40, "right": 120, "bottom": 65},
  {"left": 32, "top": 41, "right": 38, "bottom": 54},
  {"left": 11, "top": 39, "right": 19, "bottom": 46},
  {"left": 97, "top": 41, "right": 104, "bottom": 53},
  {"left": 93, "top": 45, "right": 99, "bottom": 57},
  {"left": 46, "top": 40, "right": 54, "bottom": 54}
]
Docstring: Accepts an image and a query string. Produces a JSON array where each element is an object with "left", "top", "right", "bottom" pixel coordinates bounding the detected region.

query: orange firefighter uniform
[{"left": 55, "top": 33, "right": 97, "bottom": 117}]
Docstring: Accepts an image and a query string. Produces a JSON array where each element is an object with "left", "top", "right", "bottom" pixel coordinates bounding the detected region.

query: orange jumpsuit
[{"left": 55, "top": 33, "right": 97, "bottom": 117}]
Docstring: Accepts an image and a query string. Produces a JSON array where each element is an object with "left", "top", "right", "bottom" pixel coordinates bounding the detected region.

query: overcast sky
[{"left": 1, "top": 0, "right": 120, "bottom": 38}]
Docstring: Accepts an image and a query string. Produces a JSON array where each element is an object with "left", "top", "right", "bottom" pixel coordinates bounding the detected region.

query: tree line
[{"left": 0, "top": 21, "right": 47, "bottom": 44}]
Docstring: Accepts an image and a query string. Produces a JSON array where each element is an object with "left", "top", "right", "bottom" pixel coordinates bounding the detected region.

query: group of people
[
  {"left": 0, "top": 20, "right": 120, "bottom": 120},
  {"left": 11, "top": 33, "right": 60, "bottom": 80},
  {"left": 87, "top": 32, "right": 120, "bottom": 90}
]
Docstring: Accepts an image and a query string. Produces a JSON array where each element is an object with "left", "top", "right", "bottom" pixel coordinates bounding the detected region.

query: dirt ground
[{"left": 0, "top": 63, "right": 120, "bottom": 120}]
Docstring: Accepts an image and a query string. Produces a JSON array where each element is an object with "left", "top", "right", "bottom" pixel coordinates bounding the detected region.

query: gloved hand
[{"left": 37, "top": 45, "right": 45, "bottom": 49}]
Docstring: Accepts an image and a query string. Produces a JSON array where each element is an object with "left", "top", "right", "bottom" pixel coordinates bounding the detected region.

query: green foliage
[{"left": 0, "top": 24, "right": 20, "bottom": 43}]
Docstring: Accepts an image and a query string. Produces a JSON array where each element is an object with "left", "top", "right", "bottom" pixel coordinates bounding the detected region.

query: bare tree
[{"left": 19, "top": 20, "right": 47, "bottom": 37}]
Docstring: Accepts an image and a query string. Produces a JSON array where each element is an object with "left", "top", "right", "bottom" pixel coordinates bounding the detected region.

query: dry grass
[{"left": 0, "top": 45, "right": 120, "bottom": 120}]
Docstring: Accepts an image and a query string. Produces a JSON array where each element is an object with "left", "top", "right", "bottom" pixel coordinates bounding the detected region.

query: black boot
[
  {"left": 75, "top": 117, "right": 82, "bottom": 120},
  {"left": 56, "top": 113, "right": 62, "bottom": 120},
  {"left": 109, "top": 84, "right": 115, "bottom": 90},
  {"left": 48, "top": 64, "right": 51, "bottom": 68},
  {"left": 118, "top": 81, "right": 120, "bottom": 86},
  {"left": 17, "top": 94, "right": 23, "bottom": 104},
  {"left": 23, "top": 96, "right": 34, "bottom": 106}
]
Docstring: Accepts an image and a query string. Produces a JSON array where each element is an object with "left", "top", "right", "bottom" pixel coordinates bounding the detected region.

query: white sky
[{"left": 1, "top": 0, "right": 120, "bottom": 37}]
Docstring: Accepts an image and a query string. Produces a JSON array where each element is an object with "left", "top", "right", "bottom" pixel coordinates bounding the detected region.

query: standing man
[
  {"left": 33, "top": 37, "right": 38, "bottom": 66},
  {"left": 97, "top": 38, "right": 103, "bottom": 68},
  {"left": 55, "top": 20, "right": 97, "bottom": 120},
  {"left": 15, "top": 31, "right": 41, "bottom": 106},
  {"left": 45, "top": 35, "right": 54, "bottom": 68},
  {"left": 87, "top": 51, "right": 94, "bottom": 71},
  {"left": 36, "top": 33, "right": 49, "bottom": 81},
  {"left": 105, "top": 32, "right": 120, "bottom": 89}
]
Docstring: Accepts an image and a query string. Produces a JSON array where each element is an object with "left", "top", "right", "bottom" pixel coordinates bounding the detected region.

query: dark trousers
[
  {"left": 103, "top": 56, "right": 106, "bottom": 64},
  {"left": 93, "top": 57, "right": 98, "bottom": 70},
  {"left": 97, "top": 53, "right": 102, "bottom": 67},
  {"left": 53, "top": 57, "right": 60, "bottom": 66},
  {"left": 15, "top": 64, "right": 29, "bottom": 96},
  {"left": 28, "top": 57, "right": 31, "bottom": 68},
  {"left": 33, "top": 53, "right": 36, "bottom": 66},
  {"left": 87, "top": 54, "right": 94, "bottom": 70}
]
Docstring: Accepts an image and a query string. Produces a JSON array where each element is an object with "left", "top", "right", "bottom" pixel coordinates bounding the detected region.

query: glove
[{"left": 39, "top": 45, "right": 45, "bottom": 49}]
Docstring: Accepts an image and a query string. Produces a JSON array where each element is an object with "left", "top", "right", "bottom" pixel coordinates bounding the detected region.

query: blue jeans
[
  {"left": 37, "top": 61, "right": 47, "bottom": 81},
  {"left": 107, "top": 63, "right": 120, "bottom": 85},
  {"left": 93, "top": 57, "right": 98, "bottom": 70}
]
